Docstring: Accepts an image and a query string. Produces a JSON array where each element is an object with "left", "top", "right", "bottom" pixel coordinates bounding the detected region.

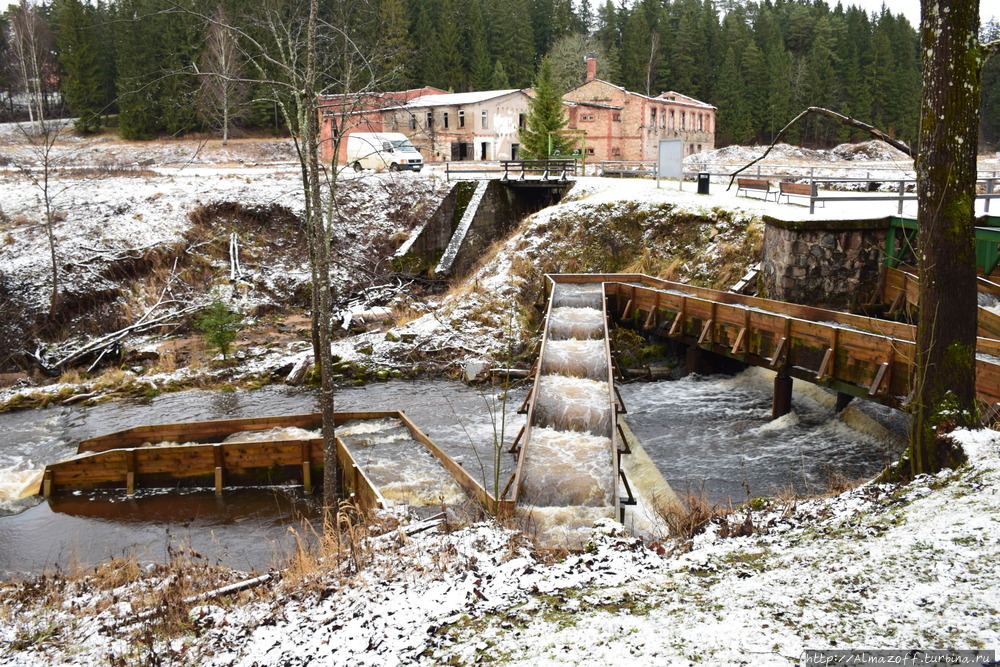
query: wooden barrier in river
[{"left": 43, "top": 411, "right": 495, "bottom": 512}]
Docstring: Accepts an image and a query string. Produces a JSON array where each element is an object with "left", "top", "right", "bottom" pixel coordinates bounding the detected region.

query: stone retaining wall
[{"left": 761, "top": 216, "right": 890, "bottom": 312}]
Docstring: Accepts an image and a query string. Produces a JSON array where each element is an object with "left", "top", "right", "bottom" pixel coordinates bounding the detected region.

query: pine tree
[
  {"left": 491, "top": 59, "right": 510, "bottom": 89},
  {"left": 377, "top": 0, "right": 412, "bottom": 91},
  {"left": 465, "top": 0, "right": 492, "bottom": 90},
  {"left": 53, "top": 0, "right": 103, "bottom": 132},
  {"left": 519, "top": 59, "right": 572, "bottom": 157}
]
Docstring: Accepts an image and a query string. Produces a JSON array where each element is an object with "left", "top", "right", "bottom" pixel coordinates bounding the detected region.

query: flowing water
[
  {"left": 618, "top": 368, "right": 903, "bottom": 506},
  {"left": 519, "top": 283, "right": 617, "bottom": 547},
  {"left": 337, "top": 418, "right": 465, "bottom": 506},
  {"left": 0, "top": 382, "right": 525, "bottom": 575}
]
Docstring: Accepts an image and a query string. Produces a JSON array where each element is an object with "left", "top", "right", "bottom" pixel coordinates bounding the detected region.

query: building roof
[
  {"left": 565, "top": 78, "right": 716, "bottom": 110},
  {"left": 400, "top": 89, "right": 527, "bottom": 109},
  {"left": 566, "top": 101, "right": 623, "bottom": 110}
]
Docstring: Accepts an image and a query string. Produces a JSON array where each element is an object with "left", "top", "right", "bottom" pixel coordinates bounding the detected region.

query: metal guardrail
[{"left": 445, "top": 159, "right": 579, "bottom": 182}]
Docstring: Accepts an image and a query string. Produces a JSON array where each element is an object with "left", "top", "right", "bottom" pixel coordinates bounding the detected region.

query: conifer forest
[{"left": 1, "top": 0, "right": 999, "bottom": 150}]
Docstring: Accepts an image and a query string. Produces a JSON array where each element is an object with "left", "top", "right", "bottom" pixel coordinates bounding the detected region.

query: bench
[
  {"left": 778, "top": 181, "right": 823, "bottom": 207},
  {"left": 736, "top": 178, "right": 776, "bottom": 201}
]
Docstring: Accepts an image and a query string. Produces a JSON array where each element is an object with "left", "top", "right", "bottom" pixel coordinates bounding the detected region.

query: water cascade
[
  {"left": 518, "top": 281, "right": 617, "bottom": 547},
  {"left": 338, "top": 418, "right": 465, "bottom": 506},
  {"left": 547, "top": 307, "right": 606, "bottom": 340},
  {"left": 541, "top": 339, "right": 608, "bottom": 380}
]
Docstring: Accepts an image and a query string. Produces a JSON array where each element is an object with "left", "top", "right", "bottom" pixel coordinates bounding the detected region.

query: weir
[{"left": 27, "top": 271, "right": 1000, "bottom": 550}]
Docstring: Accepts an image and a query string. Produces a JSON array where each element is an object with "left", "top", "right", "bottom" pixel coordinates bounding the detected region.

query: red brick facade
[{"left": 563, "top": 79, "right": 716, "bottom": 163}]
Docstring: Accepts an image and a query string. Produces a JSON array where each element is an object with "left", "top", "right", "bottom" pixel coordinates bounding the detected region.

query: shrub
[{"left": 194, "top": 301, "right": 244, "bottom": 360}]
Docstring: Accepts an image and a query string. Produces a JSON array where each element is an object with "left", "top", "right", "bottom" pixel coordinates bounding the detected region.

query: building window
[
  {"left": 697, "top": 144, "right": 702, "bottom": 152},
  {"left": 611, "top": 146, "right": 621, "bottom": 156},
  {"left": 426, "top": 111, "right": 433, "bottom": 128},
  {"left": 661, "top": 110, "right": 665, "bottom": 129},
  {"left": 698, "top": 114, "right": 703, "bottom": 131},
  {"left": 650, "top": 108, "right": 656, "bottom": 127},
  {"left": 581, "top": 114, "right": 595, "bottom": 122},
  {"left": 586, "top": 147, "right": 595, "bottom": 155},
  {"left": 680, "top": 112, "right": 685, "bottom": 131},
  {"left": 518, "top": 113, "right": 525, "bottom": 128},
  {"left": 481, "top": 110, "right": 489, "bottom": 129},
  {"left": 459, "top": 110, "right": 465, "bottom": 128},
  {"left": 669, "top": 110, "right": 675, "bottom": 130},
  {"left": 409, "top": 114, "right": 416, "bottom": 130},
  {"left": 612, "top": 113, "right": 621, "bottom": 122},
  {"left": 443, "top": 112, "right": 449, "bottom": 129}
]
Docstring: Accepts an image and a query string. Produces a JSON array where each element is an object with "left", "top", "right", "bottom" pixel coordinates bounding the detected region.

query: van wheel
[
  {"left": 353, "top": 162, "right": 362, "bottom": 172},
  {"left": 389, "top": 163, "right": 399, "bottom": 172}
]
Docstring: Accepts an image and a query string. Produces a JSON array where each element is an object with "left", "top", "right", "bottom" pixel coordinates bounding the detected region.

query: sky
[{"left": 846, "top": 0, "right": 922, "bottom": 27}]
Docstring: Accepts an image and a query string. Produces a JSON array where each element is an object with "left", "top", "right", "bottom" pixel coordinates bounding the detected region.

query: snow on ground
[{"left": 1, "top": 430, "right": 997, "bottom": 665}]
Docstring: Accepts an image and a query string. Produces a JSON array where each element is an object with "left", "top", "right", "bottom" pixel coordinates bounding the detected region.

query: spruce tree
[
  {"left": 519, "top": 59, "right": 572, "bottom": 158},
  {"left": 53, "top": 0, "right": 103, "bottom": 132}
]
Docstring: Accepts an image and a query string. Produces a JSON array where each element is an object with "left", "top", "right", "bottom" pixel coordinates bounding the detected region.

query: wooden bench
[
  {"left": 736, "top": 178, "right": 775, "bottom": 201},
  {"left": 778, "top": 181, "right": 823, "bottom": 207}
]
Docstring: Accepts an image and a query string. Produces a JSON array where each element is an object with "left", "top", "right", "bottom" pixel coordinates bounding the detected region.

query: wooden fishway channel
[
  {"left": 880, "top": 266, "right": 1000, "bottom": 341},
  {"left": 502, "top": 275, "right": 630, "bottom": 523},
  {"left": 41, "top": 411, "right": 495, "bottom": 512},
  {"left": 558, "top": 273, "right": 1000, "bottom": 414}
]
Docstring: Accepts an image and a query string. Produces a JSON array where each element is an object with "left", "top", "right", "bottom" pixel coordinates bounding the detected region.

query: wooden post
[
  {"left": 125, "top": 449, "right": 136, "bottom": 496},
  {"left": 213, "top": 444, "right": 224, "bottom": 496},
  {"left": 772, "top": 373, "right": 793, "bottom": 419},
  {"left": 835, "top": 392, "right": 854, "bottom": 413},
  {"left": 301, "top": 440, "right": 312, "bottom": 495},
  {"left": 42, "top": 469, "right": 52, "bottom": 497},
  {"left": 685, "top": 346, "right": 704, "bottom": 375}
]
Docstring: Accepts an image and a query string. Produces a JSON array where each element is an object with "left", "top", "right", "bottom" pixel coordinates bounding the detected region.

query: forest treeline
[{"left": 1, "top": 0, "right": 998, "bottom": 149}]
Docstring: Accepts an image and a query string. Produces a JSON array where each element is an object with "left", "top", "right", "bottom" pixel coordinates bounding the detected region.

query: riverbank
[{"left": 1, "top": 427, "right": 996, "bottom": 665}]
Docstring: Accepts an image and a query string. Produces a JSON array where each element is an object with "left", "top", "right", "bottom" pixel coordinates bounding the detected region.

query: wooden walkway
[
  {"left": 554, "top": 273, "right": 1000, "bottom": 411},
  {"left": 880, "top": 266, "right": 1000, "bottom": 341}
]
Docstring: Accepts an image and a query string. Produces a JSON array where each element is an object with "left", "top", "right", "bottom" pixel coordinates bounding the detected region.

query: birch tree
[{"left": 196, "top": 6, "right": 246, "bottom": 145}]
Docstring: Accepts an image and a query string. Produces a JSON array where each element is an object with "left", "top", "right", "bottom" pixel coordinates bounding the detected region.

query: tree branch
[{"left": 726, "top": 106, "right": 914, "bottom": 190}]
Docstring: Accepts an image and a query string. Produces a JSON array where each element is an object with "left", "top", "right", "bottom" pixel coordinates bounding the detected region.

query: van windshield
[{"left": 390, "top": 140, "right": 419, "bottom": 153}]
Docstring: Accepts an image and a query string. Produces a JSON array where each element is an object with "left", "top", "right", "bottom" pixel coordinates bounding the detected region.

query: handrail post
[
  {"left": 898, "top": 180, "right": 905, "bottom": 215},
  {"left": 987, "top": 178, "right": 994, "bottom": 214}
]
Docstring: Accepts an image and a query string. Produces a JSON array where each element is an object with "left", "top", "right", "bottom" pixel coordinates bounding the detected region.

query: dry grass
[
  {"left": 149, "top": 350, "right": 177, "bottom": 374},
  {"left": 57, "top": 368, "right": 85, "bottom": 385},
  {"left": 390, "top": 304, "right": 424, "bottom": 328}
]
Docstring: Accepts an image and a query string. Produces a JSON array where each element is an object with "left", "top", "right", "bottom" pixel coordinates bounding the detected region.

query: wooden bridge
[{"left": 445, "top": 159, "right": 578, "bottom": 185}]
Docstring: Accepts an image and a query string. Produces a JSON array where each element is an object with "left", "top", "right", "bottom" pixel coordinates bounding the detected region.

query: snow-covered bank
[{"left": 1, "top": 429, "right": 997, "bottom": 665}]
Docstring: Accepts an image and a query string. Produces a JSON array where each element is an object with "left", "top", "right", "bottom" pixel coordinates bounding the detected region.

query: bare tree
[
  {"left": 16, "top": 118, "right": 71, "bottom": 315},
  {"left": 188, "top": 0, "right": 407, "bottom": 510},
  {"left": 195, "top": 6, "right": 247, "bottom": 145},
  {"left": 7, "top": 0, "right": 55, "bottom": 124}
]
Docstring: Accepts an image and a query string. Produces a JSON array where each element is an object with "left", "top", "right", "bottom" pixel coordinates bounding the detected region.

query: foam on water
[
  {"left": 541, "top": 339, "right": 609, "bottom": 380},
  {"left": 551, "top": 283, "right": 604, "bottom": 309},
  {"left": 222, "top": 426, "right": 320, "bottom": 443},
  {"left": 547, "top": 307, "right": 605, "bottom": 340},
  {"left": 518, "top": 426, "right": 613, "bottom": 507},
  {"left": 339, "top": 418, "right": 465, "bottom": 506},
  {"left": 518, "top": 506, "right": 617, "bottom": 549},
  {"left": 619, "top": 370, "right": 902, "bottom": 503},
  {"left": 533, "top": 375, "right": 612, "bottom": 436},
  {"left": 0, "top": 468, "right": 44, "bottom": 504}
]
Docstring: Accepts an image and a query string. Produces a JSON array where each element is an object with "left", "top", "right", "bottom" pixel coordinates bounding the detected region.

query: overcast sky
[{"left": 845, "top": 0, "right": 921, "bottom": 27}]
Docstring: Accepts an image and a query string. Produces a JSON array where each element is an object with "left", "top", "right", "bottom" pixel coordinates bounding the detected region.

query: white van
[{"left": 346, "top": 132, "right": 424, "bottom": 172}]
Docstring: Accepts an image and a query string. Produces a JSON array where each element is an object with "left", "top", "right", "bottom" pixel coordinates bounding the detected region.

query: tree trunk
[
  {"left": 910, "top": 0, "right": 983, "bottom": 475},
  {"left": 301, "top": 0, "right": 341, "bottom": 512}
]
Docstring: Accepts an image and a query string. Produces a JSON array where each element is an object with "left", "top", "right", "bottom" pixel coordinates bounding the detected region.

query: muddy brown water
[
  {"left": 0, "top": 382, "right": 524, "bottom": 576},
  {"left": 0, "top": 373, "right": 901, "bottom": 576}
]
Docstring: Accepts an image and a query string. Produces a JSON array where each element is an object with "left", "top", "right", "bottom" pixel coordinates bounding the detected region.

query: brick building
[
  {"left": 318, "top": 87, "right": 447, "bottom": 162},
  {"left": 563, "top": 56, "right": 716, "bottom": 162},
  {"left": 379, "top": 89, "right": 532, "bottom": 162},
  {"left": 319, "top": 88, "right": 532, "bottom": 163}
]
